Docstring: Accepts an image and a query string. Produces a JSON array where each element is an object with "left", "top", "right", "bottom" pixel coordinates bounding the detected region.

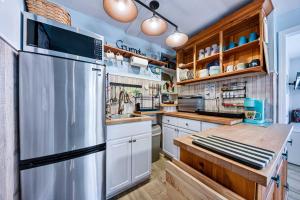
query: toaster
[{"left": 178, "top": 95, "right": 204, "bottom": 113}]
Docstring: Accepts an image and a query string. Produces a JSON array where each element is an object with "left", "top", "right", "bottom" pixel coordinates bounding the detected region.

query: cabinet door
[
  {"left": 272, "top": 159, "right": 288, "bottom": 200},
  {"left": 106, "top": 137, "right": 132, "bottom": 196},
  {"left": 132, "top": 133, "right": 151, "bottom": 183},
  {"left": 201, "top": 122, "right": 220, "bottom": 132},
  {"left": 162, "top": 125, "right": 177, "bottom": 158},
  {"left": 175, "top": 128, "right": 196, "bottom": 159}
]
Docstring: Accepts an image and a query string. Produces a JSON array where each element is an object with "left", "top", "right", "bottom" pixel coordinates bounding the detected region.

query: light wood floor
[
  {"left": 288, "top": 163, "right": 300, "bottom": 200},
  {"left": 115, "top": 155, "right": 300, "bottom": 200},
  {"left": 115, "top": 154, "right": 168, "bottom": 200}
]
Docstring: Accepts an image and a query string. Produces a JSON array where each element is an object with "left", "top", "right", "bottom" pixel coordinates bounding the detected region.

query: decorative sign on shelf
[{"left": 116, "top": 40, "right": 146, "bottom": 56}]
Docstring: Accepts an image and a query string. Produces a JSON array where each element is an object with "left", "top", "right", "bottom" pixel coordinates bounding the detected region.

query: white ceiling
[{"left": 50, "top": 0, "right": 251, "bottom": 48}]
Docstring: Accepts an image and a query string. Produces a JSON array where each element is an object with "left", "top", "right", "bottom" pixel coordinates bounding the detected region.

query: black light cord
[{"left": 133, "top": 0, "right": 178, "bottom": 30}]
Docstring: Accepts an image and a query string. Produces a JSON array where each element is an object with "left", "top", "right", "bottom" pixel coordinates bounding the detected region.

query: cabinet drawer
[
  {"left": 107, "top": 121, "right": 152, "bottom": 140},
  {"left": 162, "top": 116, "right": 178, "bottom": 126},
  {"left": 166, "top": 160, "right": 244, "bottom": 200},
  {"left": 177, "top": 118, "right": 201, "bottom": 132}
]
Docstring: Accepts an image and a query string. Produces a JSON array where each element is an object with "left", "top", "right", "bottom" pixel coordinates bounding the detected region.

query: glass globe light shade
[
  {"left": 103, "top": 0, "right": 138, "bottom": 23},
  {"left": 166, "top": 31, "right": 188, "bottom": 48},
  {"left": 141, "top": 16, "right": 168, "bottom": 36}
]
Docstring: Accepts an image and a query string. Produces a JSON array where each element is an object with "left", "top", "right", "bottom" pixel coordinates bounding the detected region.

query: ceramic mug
[
  {"left": 249, "top": 59, "right": 260, "bottom": 67},
  {"left": 105, "top": 50, "right": 115, "bottom": 59},
  {"left": 199, "top": 49, "right": 205, "bottom": 60},
  {"left": 116, "top": 53, "right": 123, "bottom": 61},
  {"left": 235, "top": 63, "right": 247, "bottom": 71},
  {"left": 205, "top": 46, "right": 211, "bottom": 57},
  {"left": 249, "top": 32, "right": 258, "bottom": 42},
  {"left": 225, "top": 65, "right": 234, "bottom": 72},
  {"left": 238, "top": 36, "right": 248, "bottom": 46},
  {"left": 211, "top": 44, "right": 219, "bottom": 55},
  {"left": 245, "top": 111, "right": 262, "bottom": 120}
]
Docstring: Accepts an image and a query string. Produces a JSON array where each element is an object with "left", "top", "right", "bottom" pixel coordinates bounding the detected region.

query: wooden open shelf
[
  {"left": 175, "top": 1, "right": 271, "bottom": 85},
  {"left": 104, "top": 45, "right": 167, "bottom": 67},
  {"left": 223, "top": 40, "right": 260, "bottom": 57},
  {"left": 177, "top": 66, "right": 265, "bottom": 85},
  {"left": 178, "top": 62, "right": 194, "bottom": 69},
  {"left": 196, "top": 53, "right": 220, "bottom": 65}
]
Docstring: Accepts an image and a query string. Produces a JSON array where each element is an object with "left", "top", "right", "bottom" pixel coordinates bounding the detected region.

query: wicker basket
[{"left": 25, "top": 0, "right": 71, "bottom": 25}]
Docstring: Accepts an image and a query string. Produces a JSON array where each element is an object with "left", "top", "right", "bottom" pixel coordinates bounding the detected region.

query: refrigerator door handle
[{"left": 95, "top": 67, "right": 106, "bottom": 143}]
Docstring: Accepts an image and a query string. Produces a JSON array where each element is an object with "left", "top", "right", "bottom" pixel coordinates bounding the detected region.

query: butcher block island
[{"left": 166, "top": 124, "right": 293, "bottom": 200}]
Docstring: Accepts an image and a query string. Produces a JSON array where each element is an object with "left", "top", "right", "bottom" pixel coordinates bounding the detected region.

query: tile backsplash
[{"left": 178, "top": 74, "right": 274, "bottom": 121}]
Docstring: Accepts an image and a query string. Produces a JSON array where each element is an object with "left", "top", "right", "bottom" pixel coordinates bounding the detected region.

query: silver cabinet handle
[
  {"left": 185, "top": 123, "right": 189, "bottom": 126},
  {"left": 288, "top": 139, "right": 293, "bottom": 146},
  {"left": 132, "top": 139, "right": 137, "bottom": 142},
  {"left": 129, "top": 140, "right": 132, "bottom": 143}
]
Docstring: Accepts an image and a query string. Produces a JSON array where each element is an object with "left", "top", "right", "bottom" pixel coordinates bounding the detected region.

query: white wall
[
  {"left": 66, "top": 8, "right": 174, "bottom": 57},
  {"left": 289, "top": 58, "right": 300, "bottom": 114},
  {"left": 0, "top": 0, "right": 24, "bottom": 49}
]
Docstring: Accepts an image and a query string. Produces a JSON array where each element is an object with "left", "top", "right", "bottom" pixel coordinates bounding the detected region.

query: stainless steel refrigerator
[{"left": 19, "top": 51, "right": 106, "bottom": 200}]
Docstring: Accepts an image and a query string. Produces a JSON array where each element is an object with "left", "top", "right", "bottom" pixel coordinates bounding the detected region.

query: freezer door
[
  {"left": 19, "top": 52, "right": 105, "bottom": 160},
  {"left": 21, "top": 150, "right": 105, "bottom": 200}
]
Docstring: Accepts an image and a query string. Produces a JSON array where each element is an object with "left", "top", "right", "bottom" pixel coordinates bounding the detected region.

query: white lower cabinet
[
  {"left": 162, "top": 116, "right": 220, "bottom": 159},
  {"left": 106, "top": 137, "right": 132, "bottom": 195},
  {"left": 106, "top": 122, "right": 152, "bottom": 199},
  {"left": 162, "top": 125, "right": 177, "bottom": 158},
  {"left": 132, "top": 133, "right": 151, "bottom": 182}
]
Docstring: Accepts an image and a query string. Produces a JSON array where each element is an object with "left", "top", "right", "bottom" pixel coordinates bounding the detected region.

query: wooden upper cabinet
[{"left": 176, "top": 0, "right": 273, "bottom": 85}]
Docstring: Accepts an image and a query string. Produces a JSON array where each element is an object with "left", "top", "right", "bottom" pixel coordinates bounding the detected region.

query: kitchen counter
[
  {"left": 106, "top": 114, "right": 154, "bottom": 125},
  {"left": 164, "top": 111, "right": 243, "bottom": 125},
  {"left": 166, "top": 124, "right": 293, "bottom": 200},
  {"left": 134, "top": 110, "right": 165, "bottom": 115},
  {"left": 174, "top": 123, "right": 293, "bottom": 186},
  {"left": 160, "top": 104, "right": 177, "bottom": 107}
]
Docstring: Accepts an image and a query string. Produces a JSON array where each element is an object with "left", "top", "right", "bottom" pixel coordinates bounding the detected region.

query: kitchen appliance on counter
[
  {"left": 178, "top": 95, "right": 204, "bottom": 113},
  {"left": 291, "top": 109, "right": 300, "bottom": 122},
  {"left": 244, "top": 98, "right": 265, "bottom": 124},
  {"left": 19, "top": 12, "right": 106, "bottom": 200}
]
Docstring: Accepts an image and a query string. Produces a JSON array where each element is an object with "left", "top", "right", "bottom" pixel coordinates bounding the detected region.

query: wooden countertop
[
  {"left": 106, "top": 114, "right": 154, "bottom": 125},
  {"left": 134, "top": 110, "right": 165, "bottom": 115},
  {"left": 164, "top": 112, "right": 243, "bottom": 125},
  {"left": 160, "top": 104, "right": 178, "bottom": 107},
  {"left": 174, "top": 123, "right": 293, "bottom": 186}
]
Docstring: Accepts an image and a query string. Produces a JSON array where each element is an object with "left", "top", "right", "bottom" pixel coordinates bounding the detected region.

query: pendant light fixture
[
  {"left": 140, "top": 1, "right": 167, "bottom": 36},
  {"left": 166, "top": 29, "right": 189, "bottom": 48},
  {"left": 103, "top": 0, "right": 138, "bottom": 23},
  {"left": 103, "top": 0, "right": 189, "bottom": 48}
]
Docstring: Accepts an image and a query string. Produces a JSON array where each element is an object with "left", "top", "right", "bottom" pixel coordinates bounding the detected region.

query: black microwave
[{"left": 22, "top": 12, "right": 104, "bottom": 64}]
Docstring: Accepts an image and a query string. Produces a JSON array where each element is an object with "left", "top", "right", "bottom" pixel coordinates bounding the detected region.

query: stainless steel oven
[{"left": 22, "top": 12, "right": 104, "bottom": 64}]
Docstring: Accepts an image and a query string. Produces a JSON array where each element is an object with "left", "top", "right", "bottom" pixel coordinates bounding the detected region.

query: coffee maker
[{"left": 244, "top": 98, "right": 265, "bottom": 124}]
